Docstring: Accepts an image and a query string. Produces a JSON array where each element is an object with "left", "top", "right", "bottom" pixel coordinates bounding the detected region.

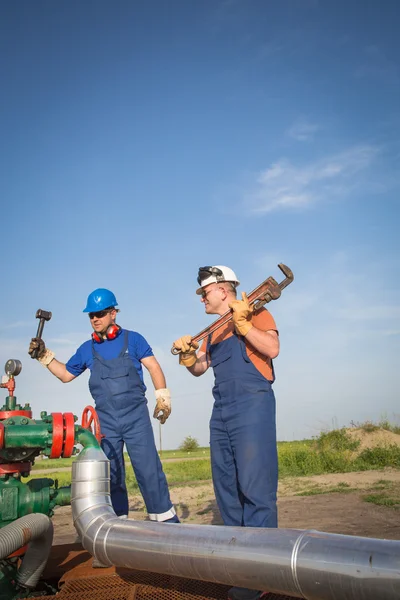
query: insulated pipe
[
  {"left": 72, "top": 446, "right": 400, "bottom": 600},
  {"left": 0, "top": 513, "right": 53, "bottom": 589}
]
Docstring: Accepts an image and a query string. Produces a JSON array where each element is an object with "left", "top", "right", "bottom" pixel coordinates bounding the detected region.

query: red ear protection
[{"left": 92, "top": 324, "right": 121, "bottom": 343}]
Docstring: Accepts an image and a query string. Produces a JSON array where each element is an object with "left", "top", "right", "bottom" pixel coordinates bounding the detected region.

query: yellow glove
[
  {"left": 153, "top": 388, "right": 171, "bottom": 425},
  {"left": 173, "top": 335, "right": 199, "bottom": 367},
  {"left": 229, "top": 292, "right": 254, "bottom": 336}
]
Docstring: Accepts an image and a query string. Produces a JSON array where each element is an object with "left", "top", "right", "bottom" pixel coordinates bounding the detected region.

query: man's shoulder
[
  {"left": 253, "top": 307, "right": 277, "bottom": 328},
  {"left": 77, "top": 339, "right": 92, "bottom": 352},
  {"left": 73, "top": 339, "right": 93, "bottom": 361},
  {"left": 125, "top": 329, "right": 146, "bottom": 340}
]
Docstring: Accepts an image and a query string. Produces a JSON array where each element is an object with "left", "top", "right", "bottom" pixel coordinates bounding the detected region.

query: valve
[{"left": 81, "top": 405, "right": 102, "bottom": 444}]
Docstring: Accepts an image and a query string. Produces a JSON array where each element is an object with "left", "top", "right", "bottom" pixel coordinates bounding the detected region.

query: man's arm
[
  {"left": 141, "top": 355, "right": 172, "bottom": 424},
  {"left": 47, "top": 359, "right": 77, "bottom": 383},
  {"left": 172, "top": 335, "right": 209, "bottom": 377},
  {"left": 242, "top": 328, "right": 279, "bottom": 359},
  {"left": 141, "top": 355, "right": 166, "bottom": 389},
  {"left": 28, "top": 338, "right": 77, "bottom": 383},
  {"left": 229, "top": 293, "right": 280, "bottom": 359},
  {"left": 185, "top": 348, "right": 209, "bottom": 377}
]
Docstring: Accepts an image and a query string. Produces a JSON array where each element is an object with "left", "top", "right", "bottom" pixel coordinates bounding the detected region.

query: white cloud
[
  {"left": 286, "top": 118, "right": 319, "bottom": 141},
  {"left": 244, "top": 145, "right": 380, "bottom": 214}
]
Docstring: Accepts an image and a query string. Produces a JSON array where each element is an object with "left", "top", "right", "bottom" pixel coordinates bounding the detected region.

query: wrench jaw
[
  {"left": 253, "top": 278, "right": 282, "bottom": 311},
  {"left": 277, "top": 263, "right": 294, "bottom": 289}
]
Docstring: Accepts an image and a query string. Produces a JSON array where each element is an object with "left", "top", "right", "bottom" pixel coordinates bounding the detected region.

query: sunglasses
[
  {"left": 200, "top": 288, "right": 218, "bottom": 299},
  {"left": 88, "top": 308, "right": 113, "bottom": 320},
  {"left": 197, "top": 266, "right": 224, "bottom": 286}
]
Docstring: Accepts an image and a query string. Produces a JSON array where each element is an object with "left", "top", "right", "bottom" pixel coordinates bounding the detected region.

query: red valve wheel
[{"left": 81, "top": 405, "right": 102, "bottom": 444}]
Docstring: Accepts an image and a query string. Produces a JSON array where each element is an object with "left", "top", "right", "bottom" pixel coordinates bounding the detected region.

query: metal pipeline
[
  {"left": 0, "top": 513, "right": 53, "bottom": 589},
  {"left": 72, "top": 446, "right": 400, "bottom": 600}
]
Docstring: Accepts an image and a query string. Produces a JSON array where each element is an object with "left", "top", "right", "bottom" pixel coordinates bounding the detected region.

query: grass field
[{"left": 27, "top": 427, "right": 400, "bottom": 501}]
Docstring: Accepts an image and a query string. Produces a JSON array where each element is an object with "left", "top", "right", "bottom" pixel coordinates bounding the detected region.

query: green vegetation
[
  {"left": 27, "top": 421, "right": 400, "bottom": 495},
  {"left": 278, "top": 427, "right": 400, "bottom": 477},
  {"left": 159, "top": 447, "right": 209, "bottom": 459},
  {"left": 179, "top": 436, "right": 200, "bottom": 452},
  {"left": 31, "top": 457, "right": 77, "bottom": 470},
  {"left": 363, "top": 493, "right": 400, "bottom": 508},
  {"left": 351, "top": 417, "right": 400, "bottom": 435},
  {"left": 27, "top": 458, "right": 212, "bottom": 492},
  {"left": 296, "top": 482, "right": 355, "bottom": 496},
  {"left": 30, "top": 447, "right": 211, "bottom": 470}
]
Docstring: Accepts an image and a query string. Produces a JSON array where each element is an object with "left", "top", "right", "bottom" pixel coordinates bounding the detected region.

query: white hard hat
[{"left": 196, "top": 265, "right": 240, "bottom": 295}]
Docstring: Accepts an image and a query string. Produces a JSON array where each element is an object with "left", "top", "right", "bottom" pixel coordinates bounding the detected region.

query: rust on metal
[{"left": 36, "top": 545, "right": 297, "bottom": 600}]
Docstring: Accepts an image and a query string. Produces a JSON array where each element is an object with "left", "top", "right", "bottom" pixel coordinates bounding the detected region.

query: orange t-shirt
[{"left": 200, "top": 308, "right": 278, "bottom": 382}]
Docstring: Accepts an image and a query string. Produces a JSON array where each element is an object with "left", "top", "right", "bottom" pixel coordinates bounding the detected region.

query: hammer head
[{"left": 35, "top": 309, "right": 52, "bottom": 321}]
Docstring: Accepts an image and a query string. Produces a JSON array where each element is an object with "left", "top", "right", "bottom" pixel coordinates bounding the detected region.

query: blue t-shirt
[{"left": 66, "top": 328, "right": 153, "bottom": 388}]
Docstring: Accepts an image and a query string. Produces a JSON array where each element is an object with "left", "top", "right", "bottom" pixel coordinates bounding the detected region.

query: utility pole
[{"left": 159, "top": 421, "right": 162, "bottom": 457}]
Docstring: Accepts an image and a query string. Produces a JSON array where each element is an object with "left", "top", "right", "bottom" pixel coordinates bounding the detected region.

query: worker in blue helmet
[{"left": 29, "top": 288, "right": 179, "bottom": 524}]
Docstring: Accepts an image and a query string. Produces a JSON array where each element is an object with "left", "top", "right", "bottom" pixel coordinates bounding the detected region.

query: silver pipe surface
[
  {"left": 72, "top": 446, "right": 400, "bottom": 600},
  {"left": 0, "top": 513, "right": 54, "bottom": 589}
]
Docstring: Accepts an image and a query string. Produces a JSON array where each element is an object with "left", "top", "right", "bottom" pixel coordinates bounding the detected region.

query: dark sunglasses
[
  {"left": 197, "top": 266, "right": 224, "bottom": 286},
  {"left": 88, "top": 308, "right": 113, "bottom": 320}
]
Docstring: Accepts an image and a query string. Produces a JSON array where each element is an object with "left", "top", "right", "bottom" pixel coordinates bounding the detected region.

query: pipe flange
[
  {"left": 62, "top": 412, "right": 75, "bottom": 458},
  {"left": 50, "top": 413, "right": 64, "bottom": 459},
  {"left": 0, "top": 410, "right": 32, "bottom": 420},
  {"left": 0, "top": 422, "right": 4, "bottom": 449},
  {"left": 0, "top": 462, "right": 31, "bottom": 474}
]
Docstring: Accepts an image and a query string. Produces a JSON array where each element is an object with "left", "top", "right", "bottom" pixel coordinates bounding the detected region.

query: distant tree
[{"left": 180, "top": 435, "right": 199, "bottom": 452}]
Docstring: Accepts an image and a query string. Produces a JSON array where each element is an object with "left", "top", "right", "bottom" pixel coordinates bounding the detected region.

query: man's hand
[
  {"left": 173, "top": 335, "right": 199, "bottom": 367},
  {"left": 29, "top": 338, "right": 46, "bottom": 359},
  {"left": 229, "top": 292, "right": 254, "bottom": 337},
  {"left": 153, "top": 388, "right": 171, "bottom": 424},
  {"left": 28, "top": 337, "right": 55, "bottom": 367}
]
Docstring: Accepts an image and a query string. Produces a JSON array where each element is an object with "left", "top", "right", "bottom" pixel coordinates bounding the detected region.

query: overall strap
[
  {"left": 206, "top": 333, "right": 213, "bottom": 365},
  {"left": 118, "top": 330, "right": 129, "bottom": 357}
]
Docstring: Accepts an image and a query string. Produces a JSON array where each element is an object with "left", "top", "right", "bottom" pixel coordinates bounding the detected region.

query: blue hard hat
[{"left": 83, "top": 289, "right": 118, "bottom": 312}]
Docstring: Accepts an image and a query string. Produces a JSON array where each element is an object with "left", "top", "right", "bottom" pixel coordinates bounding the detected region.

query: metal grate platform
[
  {"left": 31, "top": 544, "right": 298, "bottom": 600},
  {"left": 45, "top": 571, "right": 297, "bottom": 600}
]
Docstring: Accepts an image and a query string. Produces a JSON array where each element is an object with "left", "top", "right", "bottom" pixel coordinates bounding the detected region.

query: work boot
[{"left": 228, "top": 587, "right": 269, "bottom": 600}]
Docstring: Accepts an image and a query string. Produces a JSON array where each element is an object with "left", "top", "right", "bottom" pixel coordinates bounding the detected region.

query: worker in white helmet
[{"left": 173, "top": 266, "right": 279, "bottom": 600}]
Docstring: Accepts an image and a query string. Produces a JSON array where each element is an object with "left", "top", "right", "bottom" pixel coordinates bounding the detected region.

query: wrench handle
[{"left": 171, "top": 263, "right": 294, "bottom": 355}]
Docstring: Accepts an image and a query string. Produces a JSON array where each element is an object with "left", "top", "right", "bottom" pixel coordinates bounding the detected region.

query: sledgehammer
[{"left": 31, "top": 309, "right": 52, "bottom": 359}]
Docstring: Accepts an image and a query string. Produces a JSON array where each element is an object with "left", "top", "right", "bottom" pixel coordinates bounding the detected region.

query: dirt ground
[{"left": 52, "top": 467, "right": 400, "bottom": 545}]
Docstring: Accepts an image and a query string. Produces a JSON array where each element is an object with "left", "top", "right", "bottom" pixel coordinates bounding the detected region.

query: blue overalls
[
  {"left": 88, "top": 331, "right": 178, "bottom": 522},
  {"left": 208, "top": 332, "right": 278, "bottom": 528}
]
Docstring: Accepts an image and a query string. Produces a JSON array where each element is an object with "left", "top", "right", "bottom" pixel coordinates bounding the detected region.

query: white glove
[{"left": 153, "top": 388, "right": 171, "bottom": 424}]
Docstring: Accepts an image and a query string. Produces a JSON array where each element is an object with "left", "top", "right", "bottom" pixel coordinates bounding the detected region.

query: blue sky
[{"left": 0, "top": 0, "right": 399, "bottom": 449}]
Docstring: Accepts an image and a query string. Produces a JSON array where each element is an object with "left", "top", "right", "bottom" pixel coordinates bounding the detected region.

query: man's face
[
  {"left": 200, "top": 284, "right": 224, "bottom": 314},
  {"left": 89, "top": 308, "right": 117, "bottom": 334}
]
